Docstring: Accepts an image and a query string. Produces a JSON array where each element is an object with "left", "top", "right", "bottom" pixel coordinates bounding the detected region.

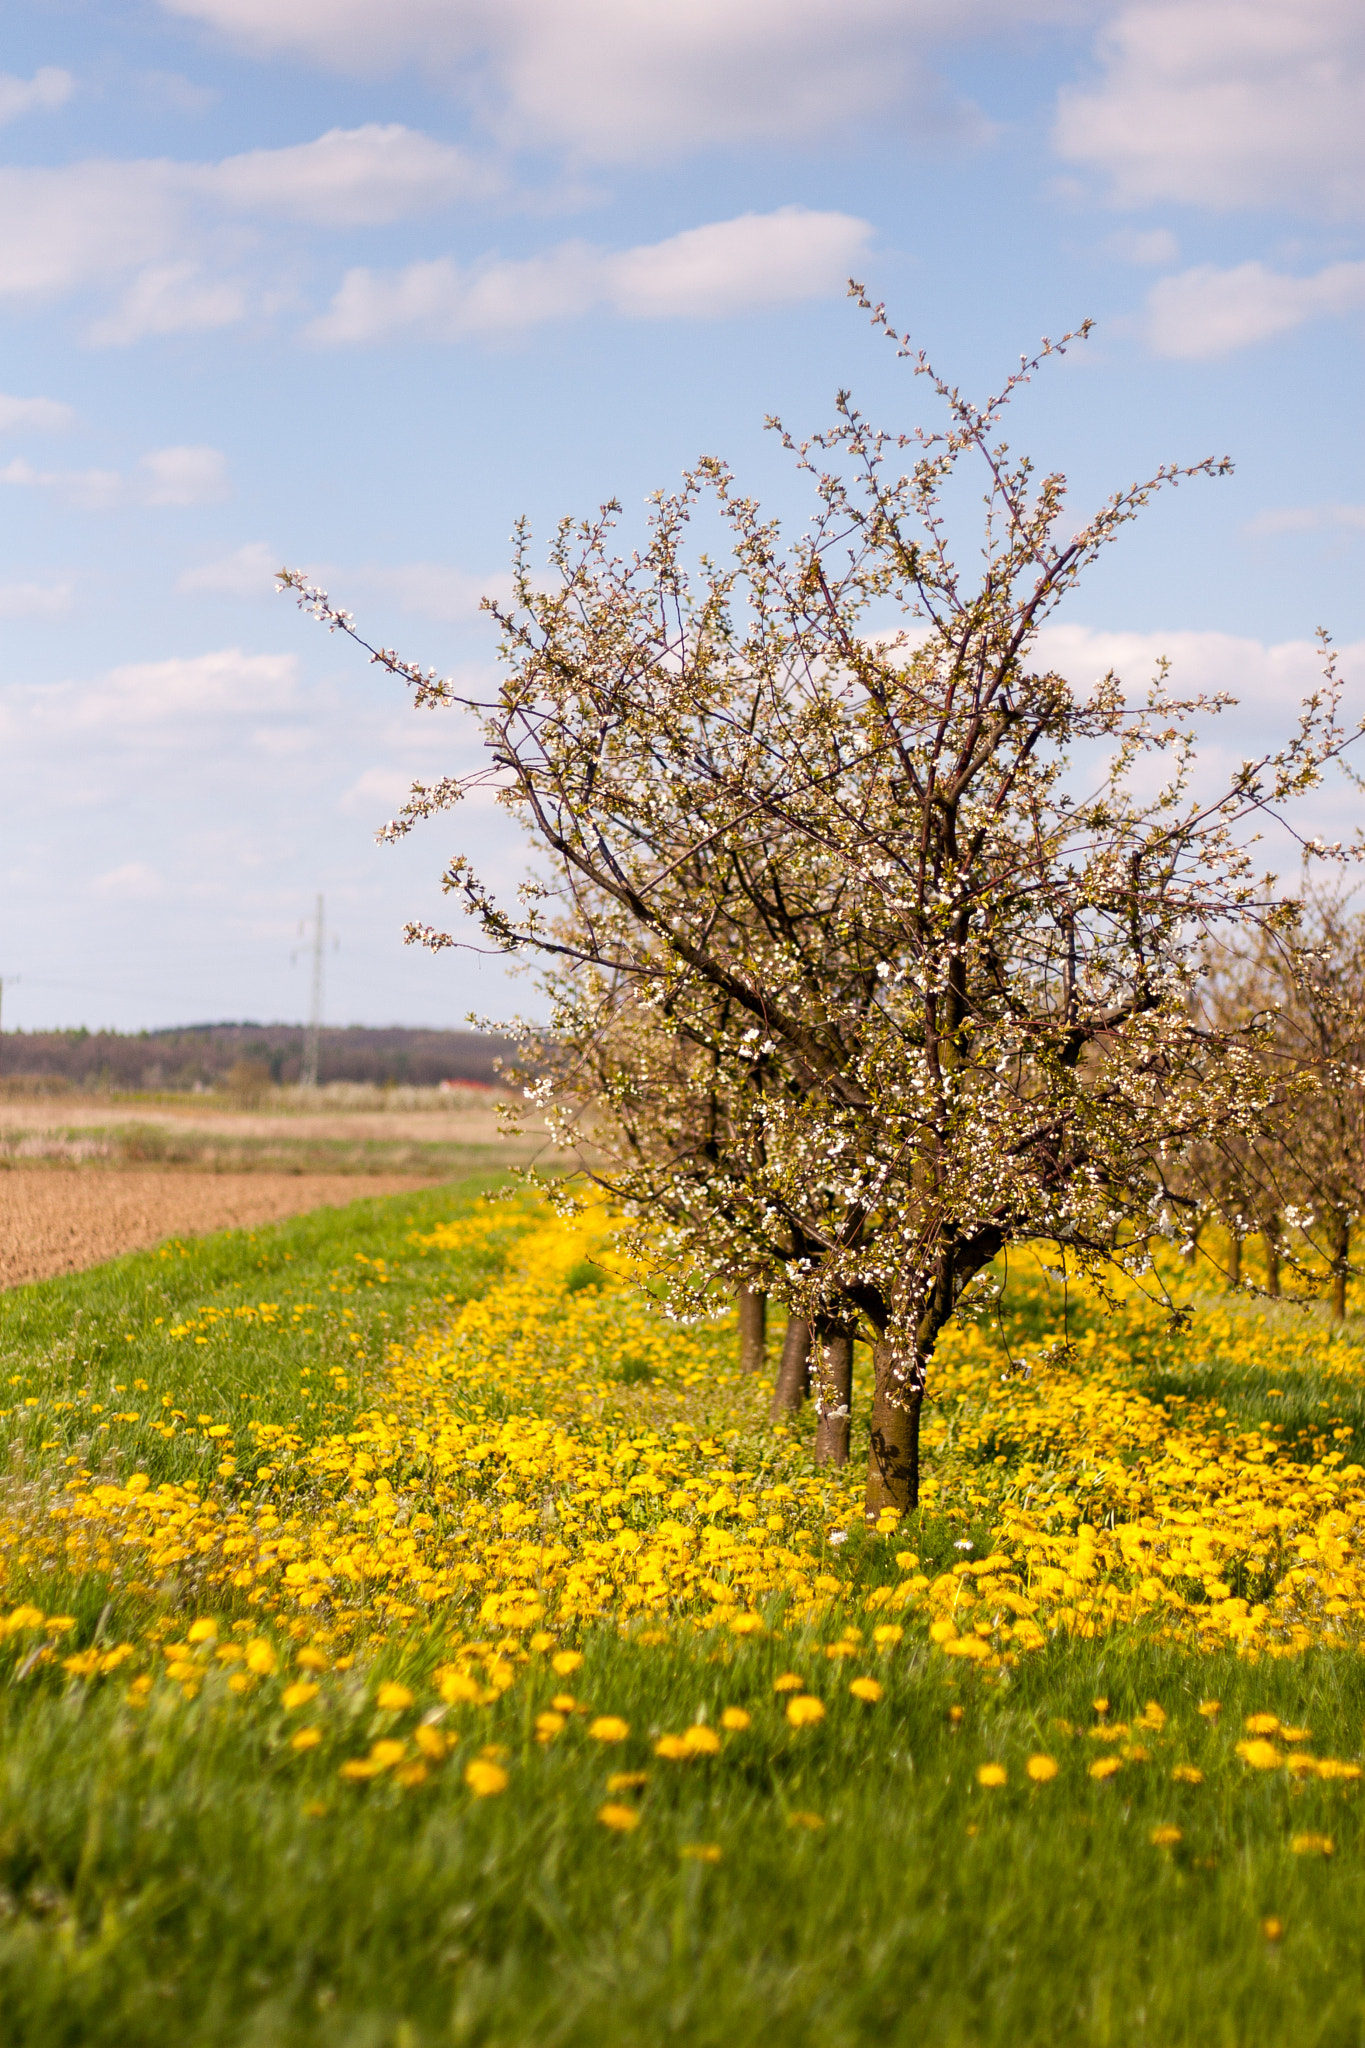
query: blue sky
[{"left": 1, "top": 0, "right": 1362, "bottom": 1035}]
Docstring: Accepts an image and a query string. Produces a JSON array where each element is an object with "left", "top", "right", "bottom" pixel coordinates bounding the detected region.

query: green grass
[{"left": 4, "top": 1191, "right": 1365, "bottom": 2046}]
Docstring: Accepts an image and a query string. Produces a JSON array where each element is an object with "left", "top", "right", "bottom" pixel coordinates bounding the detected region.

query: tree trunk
[
  {"left": 1184, "top": 1218, "right": 1203, "bottom": 1267},
  {"left": 1227, "top": 1232, "right": 1242, "bottom": 1289},
  {"left": 865, "top": 1339, "right": 922, "bottom": 1521},
  {"left": 1327, "top": 1210, "right": 1350, "bottom": 1323},
  {"left": 769, "top": 1317, "right": 811, "bottom": 1421},
  {"left": 812, "top": 1322, "right": 853, "bottom": 1468},
  {"left": 1264, "top": 1222, "right": 1282, "bottom": 1299},
  {"left": 737, "top": 1288, "right": 767, "bottom": 1375}
]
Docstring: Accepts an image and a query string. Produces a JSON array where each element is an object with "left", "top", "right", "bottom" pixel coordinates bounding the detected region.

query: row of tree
[{"left": 285, "top": 296, "right": 1364, "bottom": 1521}]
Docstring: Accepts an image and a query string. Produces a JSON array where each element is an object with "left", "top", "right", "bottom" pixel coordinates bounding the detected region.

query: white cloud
[
  {"left": 1145, "top": 258, "right": 1365, "bottom": 359},
  {"left": 88, "top": 263, "right": 248, "bottom": 346},
  {"left": 0, "top": 68, "right": 74, "bottom": 124},
  {"left": 137, "top": 445, "right": 230, "bottom": 506},
  {"left": 1056, "top": 0, "right": 1365, "bottom": 216},
  {"left": 0, "top": 393, "right": 76, "bottom": 434},
  {"left": 1244, "top": 504, "right": 1365, "bottom": 538},
  {"left": 0, "top": 124, "right": 498, "bottom": 331},
  {"left": 1103, "top": 226, "right": 1178, "bottom": 266},
  {"left": 0, "top": 444, "right": 229, "bottom": 509},
  {"left": 179, "top": 541, "right": 279, "bottom": 596},
  {"left": 65, "top": 649, "right": 299, "bottom": 729},
  {"left": 0, "top": 581, "right": 74, "bottom": 619},
  {"left": 155, "top": 0, "right": 1049, "bottom": 161},
  {"left": 1037, "top": 623, "right": 1365, "bottom": 719},
  {"left": 92, "top": 861, "right": 164, "bottom": 900},
  {"left": 309, "top": 205, "right": 875, "bottom": 343}
]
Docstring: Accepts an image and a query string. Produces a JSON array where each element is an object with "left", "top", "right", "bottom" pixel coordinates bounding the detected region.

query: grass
[{"left": 3, "top": 1187, "right": 1365, "bottom": 2046}]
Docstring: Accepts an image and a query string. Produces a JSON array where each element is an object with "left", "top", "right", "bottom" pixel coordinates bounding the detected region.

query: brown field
[{"left": 0, "top": 1169, "right": 436, "bottom": 1291}]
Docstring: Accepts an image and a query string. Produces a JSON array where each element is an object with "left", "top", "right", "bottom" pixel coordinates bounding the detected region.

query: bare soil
[{"left": 0, "top": 1170, "right": 432, "bottom": 1291}]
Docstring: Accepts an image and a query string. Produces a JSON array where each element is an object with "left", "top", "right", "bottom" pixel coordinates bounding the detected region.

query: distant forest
[{"left": 0, "top": 1023, "right": 515, "bottom": 1091}]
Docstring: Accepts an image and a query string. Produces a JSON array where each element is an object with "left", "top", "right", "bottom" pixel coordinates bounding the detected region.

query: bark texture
[
  {"left": 769, "top": 1317, "right": 812, "bottom": 1421},
  {"left": 737, "top": 1288, "right": 767, "bottom": 1374},
  {"left": 812, "top": 1323, "right": 853, "bottom": 1468},
  {"left": 865, "top": 1340, "right": 923, "bottom": 1519}
]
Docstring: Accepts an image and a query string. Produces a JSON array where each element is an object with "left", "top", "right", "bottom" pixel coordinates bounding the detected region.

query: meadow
[{"left": 3, "top": 1177, "right": 1365, "bottom": 2047}]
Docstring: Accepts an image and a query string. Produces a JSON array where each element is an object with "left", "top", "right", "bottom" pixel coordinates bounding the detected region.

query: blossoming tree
[{"left": 283, "top": 300, "right": 1360, "bottom": 1519}]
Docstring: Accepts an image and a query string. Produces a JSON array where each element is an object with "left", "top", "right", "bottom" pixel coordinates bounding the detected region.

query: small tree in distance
[{"left": 282, "top": 297, "right": 1362, "bottom": 1521}]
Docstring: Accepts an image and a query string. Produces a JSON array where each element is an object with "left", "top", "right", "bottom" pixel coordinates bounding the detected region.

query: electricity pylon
[{"left": 300, "top": 896, "right": 323, "bottom": 1089}]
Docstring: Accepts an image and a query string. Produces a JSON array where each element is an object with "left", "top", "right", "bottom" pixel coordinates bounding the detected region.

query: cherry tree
[{"left": 283, "top": 300, "right": 1360, "bottom": 1517}]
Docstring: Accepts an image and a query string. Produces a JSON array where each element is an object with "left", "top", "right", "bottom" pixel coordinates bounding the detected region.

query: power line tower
[{"left": 300, "top": 895, "right": 324, "bottom": 1089}]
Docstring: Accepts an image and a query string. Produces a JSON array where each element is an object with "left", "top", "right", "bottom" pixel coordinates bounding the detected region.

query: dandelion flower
[
  {"left": 1235, "top": 1739, "right": 1282, "bottom": 1771},
  {"left": 414, "top": 1726, "right": 448, "bottom": 1760},
  {"left": 872, "top": 1625, "right": 904, "bottom": 1648},
  {"left": 720, "top": 1708, "right": 751, "bottom": 1732},
  {"left": 535, "top": 1711, "right": 567, "bottom": 1742},
  {"left": 290, "top": 1727, "right": 323, "bottom": 1751},
  {"left": 1291, "top": 1833, "right": 1333, "bottom": 1857},
  {"left": 588, "top": 1716, "right": 630, "bottom": 1744},
  {"left": 1198, "top": 1700, "right": 1221, "bottom": 1719},
  {"left": 1172, "top": 1765, "right": 1204, "bottom": 1784},
  {"left": 245, "top": 1640, "right": 278, "bottom": 1677},
  {"left": 465, "top": 1759, "right": 509, "bottom": 1797},
  {"left": 772, "top": 1672, "right": 805, "bottom": 1693},
  {"left": 369, "top": 1740, "right": 406, "bottom": 1770},
  {"left": 786, "top": 1696, "right": 825, "bottom": 1728},
  {"left": 376, "top": 1682, "right": 414, "bottom": 1711},
  {"left": 606, "top": 1772, "right": 648, "bottom": 1792},
  {"left": 597, "top": 1802, "right": 640, "bottom": 1831},
  {"left": 1150, "top": 1826, "right": 1182, "bottom": 1847},
  {"left": 1089, "top": 1757, "right": 1122, "bottom": 1781},
  {"left": 552, "top": 1651, "right": 584, "bottom": 1677},
  {"left": 787, "top": 1812, "right": 824, "bottom": 1830},
  {"left": 680, "top": 1844, "right": 722, "bottom": 1862},
  {"left": 1244, "top": 1713, "right": 1280, "bottom": 1735},
  {"left": 682, "top": 1724, "right": 721, "bottom": 1755},
  {"left": 1262, "top": 1918, "right": 1284, "bottom": 1942},
  {"left": 849, "top": 1677, "right": 883, "bottom": 1703},
  {"left": 655, "top": 1735, "right": 691, "bottom": 1759},
  {"left": 1026, "top": 1755, "right": 1059, "bottom": 1783},
  {"left": 281, "top": 1681, "right": 319, "bottom": 1711},
  {"left": 976, "top": 1763, "right": 1007, "bottom": 1788}
]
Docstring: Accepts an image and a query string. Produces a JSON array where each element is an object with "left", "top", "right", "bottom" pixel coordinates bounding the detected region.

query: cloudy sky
[{"left": 2, "top": 0, "right": 1363, "bottom": 1034}]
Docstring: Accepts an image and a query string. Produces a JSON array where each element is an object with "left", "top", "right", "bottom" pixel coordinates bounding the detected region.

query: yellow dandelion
[
  {"left": 976, "top": 1763, "right": 1007, "bottom": 1788},
  {"left": 552, "top": 1650, "right": 584, "bottom": 1677},
  {"left": 720, "top": 1708, "right": 751, "bottom": 1732},
  {"left": 1172, "top": 1765, "right": 1204, "bottom": 1784},
  {"left": 281, "top": 1681, "right": 319, "bottom": 1711},
  {"left": 872, "top": 1625, "right": 904, "bottom": 1648},
  {"left": 1089, "top": 1757, "right": 1122, "bottom": 1781},
  {"left": 606, "top": 1772, "right": 648, "bottom": 1792},
  {"left": 1262, "top": 1918, "right": 1284, "bottom": 1942},
  {"left": 787, "top": 1811, "right": 824, "bottom": 1830},
  {"left": 289, "top": 1726, "right": 323, "bottom": 1751},
  {"left": 1291, "top": 1833, "right": 1334, "bottom": 1857},
  {"left": 849, "top": 1678, "right": 884, "bottom": 1703},
  {"left": 681, "top": 1724, "right": 721, "bottom": 1755},
  {"left": 535, "top": 1711, "right": 567, "bottom": 1742},
  {"left": 376, "top": 1682, "right": 414, "bottom": 1711},
  {"left": 368, "top": 1739, "right": 406, "bottom": 1770},
  {"left": 245, "top": 1640, "right": 278, "bottom": 1677},
  {"left": 680, "top": 1844, "right": 722, "bottom": 1862},
  {"left": 1198, "top": 1700, "right": 1221, "bottom": 1719},
  {"left": 588, "top": 1716, "right": 630, "bottom": 1743},
  {"left": 1150, "top": 1826, "right": 1182, "bottom": 1847},
  {"left": 1244, "top": 1713, "right": 1280, "bottom": 1735},
  {"left": 464, "top": 1758, "right": 509, "bottom": 1797},
  {"left": 773, "top": 1672, "right": 805, "bottom": 1693},
  {"left": 1026, "top": 1755, "right": 1059, "bottom": 1783},
  {"left": 414, "top": 1726, "right": 448, "bottom": 1760},
  {"left": 786, "top": 1695, "right": 826, "bottom": 1728},
  {"left": 655, "top": 1734, "right": 691, "bottom": 1759},
  {"left": 597, "top": 1802, "right": 640, "bottom": 1831},
  {"left": 1235, "top": 1739, "right": 1283, "bottom": 1771}
]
